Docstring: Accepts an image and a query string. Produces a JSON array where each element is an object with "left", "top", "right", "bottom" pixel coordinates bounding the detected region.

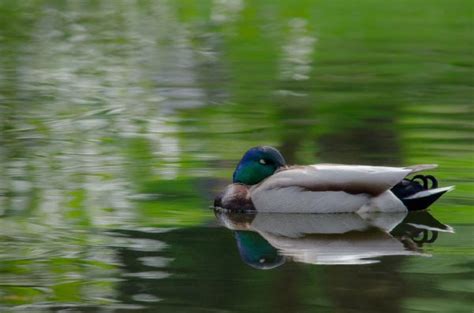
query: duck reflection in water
[{"left": 215, "top": 211, "right": 453, "bottom": 269}]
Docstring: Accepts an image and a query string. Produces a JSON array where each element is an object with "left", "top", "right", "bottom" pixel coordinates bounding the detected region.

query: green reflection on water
[{"left": 0, "top": 0, "right": 472, "bottom": 312}]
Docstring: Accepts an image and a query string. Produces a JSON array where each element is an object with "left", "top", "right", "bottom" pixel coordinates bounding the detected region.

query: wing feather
[
  {"left": 254, "top": 165, "right": 413, "bottom": 196},
  {"left": 249, "top": 164, "right": 439, "bottom": 213}
]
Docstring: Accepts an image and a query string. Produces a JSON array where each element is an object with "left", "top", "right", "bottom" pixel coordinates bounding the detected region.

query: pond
[{"left": 0, "top": 1, "right": 472, "bottom": 312}]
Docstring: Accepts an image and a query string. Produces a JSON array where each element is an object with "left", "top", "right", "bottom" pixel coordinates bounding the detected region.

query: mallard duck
[{"left": 214, "top": 146, "right": 454, "bottom": 213}]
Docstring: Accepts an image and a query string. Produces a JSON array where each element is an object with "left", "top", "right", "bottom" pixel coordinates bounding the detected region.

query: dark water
[{"left": 0, "top": 1, "right": 473, "bottom": 312}]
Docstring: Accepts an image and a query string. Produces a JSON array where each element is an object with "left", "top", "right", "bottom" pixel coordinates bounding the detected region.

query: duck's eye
[{"left": 259, "top": 159, "right": 267, "bottom": 165}]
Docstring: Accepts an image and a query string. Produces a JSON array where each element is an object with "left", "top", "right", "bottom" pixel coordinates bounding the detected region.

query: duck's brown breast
[{"left": 214, "top": 184, "right": 255, "bottom": 212}]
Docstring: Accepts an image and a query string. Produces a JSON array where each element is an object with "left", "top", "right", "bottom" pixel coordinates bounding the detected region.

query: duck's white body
[{"left": 220, "top": 164, "right": 453, "bottom": 213}]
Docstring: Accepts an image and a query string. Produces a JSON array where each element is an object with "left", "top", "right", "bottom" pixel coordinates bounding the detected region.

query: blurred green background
[{"left": 0, "top": 0, "right": 472, "bottom": 312}]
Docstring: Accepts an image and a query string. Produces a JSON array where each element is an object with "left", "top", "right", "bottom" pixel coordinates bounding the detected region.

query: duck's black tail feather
[{"left": 391, "top": 175, "right": 454, "bottom": 211}]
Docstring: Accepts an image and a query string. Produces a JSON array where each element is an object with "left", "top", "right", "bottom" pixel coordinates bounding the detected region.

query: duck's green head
[{"left": 232, "top": 146, "right": 286, "bottom": 185}]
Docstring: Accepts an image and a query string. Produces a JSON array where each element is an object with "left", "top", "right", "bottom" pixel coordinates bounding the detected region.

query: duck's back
[{"left": 250, "top": 165, "right": 414, "bottom": 213}]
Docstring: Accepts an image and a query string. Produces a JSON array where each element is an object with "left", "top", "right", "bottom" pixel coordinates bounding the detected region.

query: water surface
[{"left": 0, "top": 1, "right": 472, "bottom": 312}]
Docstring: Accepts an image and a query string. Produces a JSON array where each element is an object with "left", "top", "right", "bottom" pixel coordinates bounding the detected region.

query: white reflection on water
[
  {"left": 132, "top": 293, "right": 162, "bottom": 303},
  {"left": 139, "top": 256, "right": 174, "bottom": 268},
  {"left": 280, "top": 18, "right": 317, "bottom": 81},
  {"left": 211, "top": 0, "right": 245, "bottom": 24},
  {"left": 109, "top": 237, "right": 167, "bottom": 252},
  {"left": 122, "top": 271, "right": 171, "bottom": 280},
  {"left": 1, "top": 0, "right": 219, "bottom": 223}
]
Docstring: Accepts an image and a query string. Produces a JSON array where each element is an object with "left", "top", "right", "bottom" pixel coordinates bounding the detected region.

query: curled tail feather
[{"left": 391, "top": 174, "right": 454, "bottom": 211}]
